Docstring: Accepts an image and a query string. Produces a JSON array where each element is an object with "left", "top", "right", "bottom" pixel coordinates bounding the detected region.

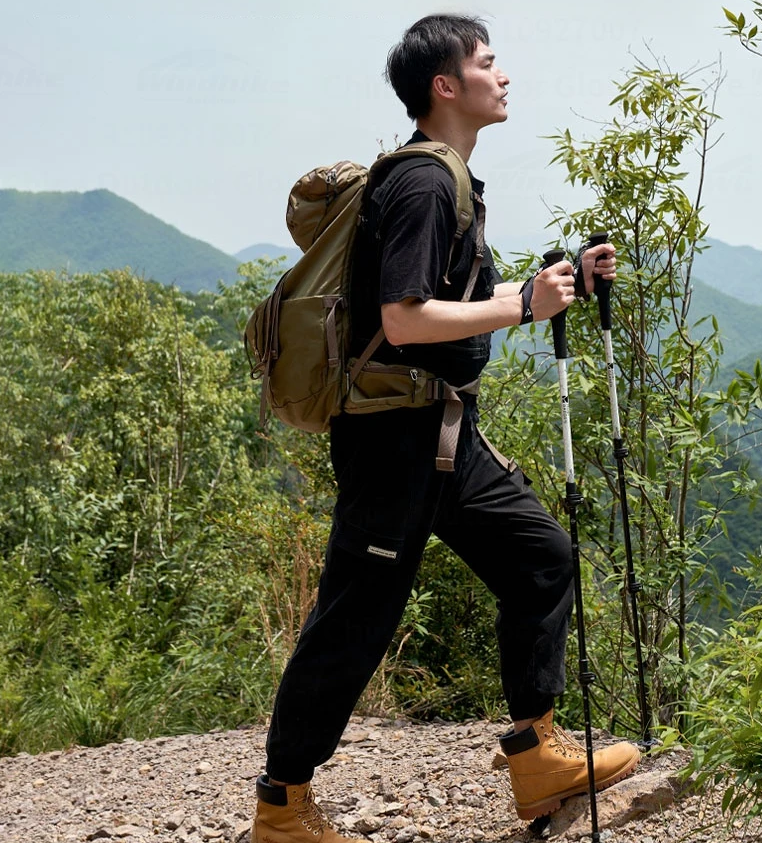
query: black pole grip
[
  {"left": 589, "top": 231, "right": 612, "bottom": 330},
  {"left": 543, "top": 248, "right": 569, "bottom": 359}
]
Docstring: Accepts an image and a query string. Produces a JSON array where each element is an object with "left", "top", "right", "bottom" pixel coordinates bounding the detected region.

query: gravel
[{"left": 1, "top": 715, "right": 759, "bottom": 843}]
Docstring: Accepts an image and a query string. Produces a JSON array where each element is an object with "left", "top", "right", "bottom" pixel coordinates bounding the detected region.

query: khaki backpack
[{"left": 244, "top": 141, "right": 486, "bottom": 471}]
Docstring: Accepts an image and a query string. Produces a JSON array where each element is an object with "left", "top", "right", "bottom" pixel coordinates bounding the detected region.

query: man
[{"left": 253, "top": 14, "right": 640, "bottom": 843}]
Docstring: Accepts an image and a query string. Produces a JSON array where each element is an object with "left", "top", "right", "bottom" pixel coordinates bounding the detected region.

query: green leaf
[
  {"left": 722, "top": 785, "right": 735, "bottom": 814},
  {"left": 723, "top": 7, "right": 739, "bottom": 24},
  {"left": 750, "top": 667, "right": 762, "bottom": 713}
]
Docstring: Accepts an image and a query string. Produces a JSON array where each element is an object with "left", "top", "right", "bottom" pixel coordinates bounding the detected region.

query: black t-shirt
[{"left": 349, "top": 131, "right": 500, "bottom": 388}]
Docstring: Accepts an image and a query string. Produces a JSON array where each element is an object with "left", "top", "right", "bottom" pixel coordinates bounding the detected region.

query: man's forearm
[
  {"left": 493, "top": 280, "right": 523, "bottom": 299},
  {"left": 381, "top": 260, "right": 577, "bottom": 346},
  {"left": 381, "top": 295, "right": 523, "bottom": 346}
]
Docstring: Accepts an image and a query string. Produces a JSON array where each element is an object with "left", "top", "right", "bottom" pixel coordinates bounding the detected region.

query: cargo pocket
[
  {"left": 332, "top": 521, "right": 407, "bottom": 564},
  {"left": 331, "top": 410, "right": 442, "bottom": 563},
  {"left": 332, "top": 446, "right": 416, "bottom": 564}
]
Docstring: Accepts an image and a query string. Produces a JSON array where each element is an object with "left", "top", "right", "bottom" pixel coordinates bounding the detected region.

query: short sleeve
[{"left": 371, "top": 162, "right": 459, "bottom": 307}]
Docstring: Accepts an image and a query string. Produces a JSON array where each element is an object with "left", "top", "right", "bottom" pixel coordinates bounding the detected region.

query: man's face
[{"left": 453, "top": 40, "right": 510, "bottom": 130}]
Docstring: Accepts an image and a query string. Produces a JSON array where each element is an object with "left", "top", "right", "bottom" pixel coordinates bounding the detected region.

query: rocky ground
[{"left": 1, "top": 716, "right": 759, "bottom": 843}]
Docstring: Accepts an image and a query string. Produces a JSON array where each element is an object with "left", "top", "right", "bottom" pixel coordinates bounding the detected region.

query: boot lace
[
  {"left": 545, "top": 725, "right": 585, "bottom": 758},
  {"left": 294, "top": 787, "right": 331, "bottom": 836}
]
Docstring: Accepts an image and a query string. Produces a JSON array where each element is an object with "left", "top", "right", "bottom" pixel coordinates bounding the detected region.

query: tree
[
  {"left": 0, "top": 268, "right": 286, "bottom": 753},
  {"left": 482, "top": 54, "right": 762, "bottom": 741}
]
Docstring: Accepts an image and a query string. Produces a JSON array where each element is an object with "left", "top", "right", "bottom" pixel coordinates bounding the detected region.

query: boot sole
[{"left": 514, "top": 752, "right": 640, "bottom": 821}]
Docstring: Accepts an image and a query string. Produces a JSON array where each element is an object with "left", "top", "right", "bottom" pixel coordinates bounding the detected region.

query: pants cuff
[{"left": 265, "top": 761, "right": 315, "bottom": 785}]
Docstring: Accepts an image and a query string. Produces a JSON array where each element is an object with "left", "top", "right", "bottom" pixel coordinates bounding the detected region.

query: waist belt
[{"left": 346, "top": 328, "right": 482, "bottom": 473}]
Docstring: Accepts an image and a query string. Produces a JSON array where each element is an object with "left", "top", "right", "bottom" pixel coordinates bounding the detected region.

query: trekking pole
[
  {"left": 544, "top": 248, "right": 601, "bottom": 843},
  {"left": 586, "top": 231, "right": 658, "bottom": 751}
]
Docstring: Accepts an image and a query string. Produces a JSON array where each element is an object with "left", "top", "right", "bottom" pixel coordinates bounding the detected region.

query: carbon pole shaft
[
  {"left": 545, "top": 248, "right": 600, "bottom": 842},
  {"left": 589, "top": 232, "right": 657, "bottom": 750}
]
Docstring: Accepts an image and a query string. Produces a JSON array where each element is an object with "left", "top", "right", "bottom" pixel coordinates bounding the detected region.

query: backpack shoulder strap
[
  {"left": 375, "top": 142, "right": 485, "bottom": 302},
  {"left": 370, "top": 142, "right": 475, "bottom": 241}
]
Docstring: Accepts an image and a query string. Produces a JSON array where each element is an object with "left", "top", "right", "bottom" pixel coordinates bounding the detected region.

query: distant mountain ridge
[
  {"left": 235, "top": 242, "right": 301, "bottom": 266},
  {"left": 0, "top": 189, "right": 239, "bottom": 293},
  {"left": 689, "top": 277, "right": 762, "bottom": 366},
  {"left": 694, "top": 237, "right": 762, "bottom": 306},
  {"left": 2, "top": 185, "right": 760, "bottom": 361}
]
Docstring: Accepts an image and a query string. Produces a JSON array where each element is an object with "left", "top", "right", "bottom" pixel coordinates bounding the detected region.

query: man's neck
[{"left": 415, "top": 117, "right": 477, "bottom": 163}]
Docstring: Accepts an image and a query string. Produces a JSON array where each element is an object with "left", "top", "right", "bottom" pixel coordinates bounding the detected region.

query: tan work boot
[
  {"left": 498, "top": 710, "right": 640, "bottom": 820},
  {"left": 252, "top": 775, "right": 367, "bottom": 843}
]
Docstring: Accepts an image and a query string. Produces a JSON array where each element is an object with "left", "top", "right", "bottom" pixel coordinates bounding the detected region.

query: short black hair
[{"left": 385, "top": 15, "right": 490, "bottom": 120}]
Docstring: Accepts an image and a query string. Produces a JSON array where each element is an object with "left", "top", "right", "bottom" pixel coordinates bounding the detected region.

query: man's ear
[{"left": 431, "top": 73, "right": 458, "bottom": 103}]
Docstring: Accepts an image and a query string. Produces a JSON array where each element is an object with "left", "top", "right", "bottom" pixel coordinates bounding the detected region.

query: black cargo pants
[{"left": 265, "top": 397, "right": 574, "bottom": 784}]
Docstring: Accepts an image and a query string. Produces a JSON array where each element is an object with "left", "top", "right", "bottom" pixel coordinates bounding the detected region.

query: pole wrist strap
[
  {"left": 573, "top": 250, "right": 590, "bottom": 302},
  {"left": 519, "top": 277, "right": 534, "bottom": 324}
]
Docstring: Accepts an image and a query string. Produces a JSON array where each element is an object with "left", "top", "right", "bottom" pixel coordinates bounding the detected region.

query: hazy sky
[{"left": 3, "top": 1, "right": 760, "bottom": 256}]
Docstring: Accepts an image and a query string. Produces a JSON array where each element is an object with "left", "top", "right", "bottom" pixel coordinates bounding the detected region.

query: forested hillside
[
  {"left": 0, "top": 189, "right": 239, "bottom": 292},
  {"left": 688, "top": 278, "right": 762, "bottom": 366},
  {"left": 693, "top": 237, "right": 762, "bottom": 305},
  {"left": 235, "top": 242, "right": 301, "bottom": 267},
  {"left": 2, "top": 187, "right": 761, "bottom": 366}
]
